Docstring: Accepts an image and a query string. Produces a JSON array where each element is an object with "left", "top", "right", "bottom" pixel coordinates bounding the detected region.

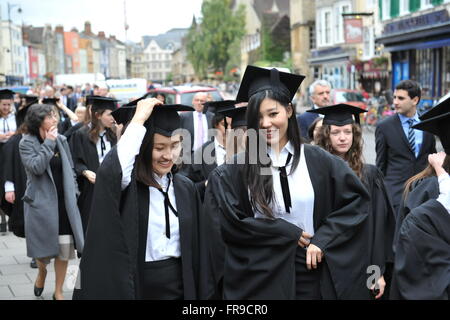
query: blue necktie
[{"left": 407, "top": 119, "right": 416, "bottom": 156}]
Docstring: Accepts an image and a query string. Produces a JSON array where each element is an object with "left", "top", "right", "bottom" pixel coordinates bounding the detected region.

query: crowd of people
[{"left": 0, "top": 65, "right": 448, "bottom": 300}]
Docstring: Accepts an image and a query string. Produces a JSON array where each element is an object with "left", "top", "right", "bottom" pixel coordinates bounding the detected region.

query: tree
[{"left": 186, "top": 0, "right": 245, "bottom": 79}]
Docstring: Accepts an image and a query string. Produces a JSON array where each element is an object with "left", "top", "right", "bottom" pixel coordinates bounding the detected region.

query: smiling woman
[{"left": 73, "top": 96, "right": 203, "bottom": 300}]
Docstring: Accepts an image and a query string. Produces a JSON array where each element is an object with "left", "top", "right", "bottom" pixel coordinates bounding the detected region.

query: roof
[
  {"left": 142, "top": 28, "right": 189, "bottom": 51},
  {"left": 22, "top": 26, "right": 44, "bottom": 44},
  {"left": 252, "top": 0, "right": 289, "bottom": 20}
]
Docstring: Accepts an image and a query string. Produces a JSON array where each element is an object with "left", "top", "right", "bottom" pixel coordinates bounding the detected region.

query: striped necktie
[{"left": 407, "top": 119, "right": 416, "bottom": 155}]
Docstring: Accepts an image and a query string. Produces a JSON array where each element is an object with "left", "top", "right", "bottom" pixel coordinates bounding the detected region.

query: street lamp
[{"left": 7, "top": 2, "right": 22, "bottom": 82}]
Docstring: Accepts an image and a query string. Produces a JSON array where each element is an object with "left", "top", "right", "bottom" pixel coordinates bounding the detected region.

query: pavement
[{"left": 0, "top": 231, "right": 78, "bottom": 300}]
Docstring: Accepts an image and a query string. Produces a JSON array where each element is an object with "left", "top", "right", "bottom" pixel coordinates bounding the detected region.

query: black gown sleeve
[
  {"left": 209, "top": 164, "right": 303, "bottom": 300},
  {"left": 391, "top": 199, "right": 450, "bottom": 300},
  {"left": 73, "top": 146, "right": 134, "bottom": 300}
]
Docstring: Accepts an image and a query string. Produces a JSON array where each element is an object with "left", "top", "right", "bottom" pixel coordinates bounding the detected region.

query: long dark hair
[
  {"left": 135, "top": 124, "right": 180, "bottom": 188},
  {"left": 244, "top": 89, "right": 302, "bottom": 218},
  {"left": 403, "top": 154, "right": 450, "bottom": 199},
  {"left": 316, "top": 123, "right": 364, "bottom": 179},
  {"left": 87, "top": 108, "right": 117, "bottom": 145}
]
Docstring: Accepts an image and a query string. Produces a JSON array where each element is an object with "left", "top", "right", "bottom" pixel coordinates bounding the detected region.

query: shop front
[{"left": 377, "top": 9, "right": 450, "bottom": 108}]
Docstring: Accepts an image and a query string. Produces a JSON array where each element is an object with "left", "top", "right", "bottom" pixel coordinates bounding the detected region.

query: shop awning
[{"left": 383, "top": 38, "right": 450, "bottom": 52}]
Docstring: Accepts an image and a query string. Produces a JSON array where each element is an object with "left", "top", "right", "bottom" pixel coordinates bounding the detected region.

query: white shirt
[
  {"left": 437, "top": 173, "right": 450, "bottom": 215},
  {"left": 96, "top": 130, "right": 112, "bottom": 164},
  {"left": 0, "top": 113, "right": 17, "bottom": 143},
  {"left": 214, "top": 137, "right": 226, "bottom": 166},
  {"left": 4, "top": 181, "right": 14, "bottom": 192},
  {"left": 254, "top": 143, "right": 316, "bottom": 235},
  {"left": 117, "top": 122, "right": 181, "bottom": 262},
  {"left": 192, "top": 111, "right": 209, "bottom": 151}
]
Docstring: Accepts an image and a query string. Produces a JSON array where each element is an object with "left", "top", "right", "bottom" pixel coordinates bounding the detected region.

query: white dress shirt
[
  {"left": 0, "top": 113, "right": 17, "bottom": 143},
  {"left": 214, "top": 137, "right": 226, "bottom": 166},
  {"left": 117, "top": 122, "right": 181, "bottom": 262},
  {"left": 437, "top": 173, "right": 450, "bottom": 215},
  {"left": 192, "top": 111, "right": 209, "bottom": 151},
  {"left": 254, "top": 143, "right": 316, "bottom": 235},
  {"left": 4, "top": 181, "right": 14, "bottom": 192},
  {"left": 96, "top": 130, "right": 112, "bottom": 164}
]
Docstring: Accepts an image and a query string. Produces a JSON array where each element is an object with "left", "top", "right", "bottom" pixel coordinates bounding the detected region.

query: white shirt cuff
[
  {"left": 436, "top": 174, "right": 450, "bottom": 214},
  {"left": 4, "top": 181, "right": 15, "bottom": 192},
  {"left": 117, "top": 122, "right": 147, "bottom": 190}
]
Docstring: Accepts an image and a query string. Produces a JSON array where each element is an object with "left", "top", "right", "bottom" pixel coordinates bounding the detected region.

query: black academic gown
[
  {"left": 70, "top": 126, "right": 116, "bottom": 234},
  {"left": 205, "top": 144, "right": 371, "bottom": 300},
  {"left": 1, "top": 134, "right": 26, "bottom": 237},
  {"left": 64, "top": 122, "right": 84, "bottom": 143},
  {"left": 394, "top": 176, "right": 439, "bottom": 252},
  {"left": 181, "top": 140, "right": 218, "bottom": 200},
  {"left": 361, "top": 164, "right": 397, "bottom": 298},
  {"left": 72, "top": 147, "right": 201, "bottom": 300},
  {"left": 390, "top": 199, "right": 450, "bottom": 300}
]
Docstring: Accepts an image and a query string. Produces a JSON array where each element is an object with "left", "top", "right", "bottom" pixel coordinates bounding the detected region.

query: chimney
[
  {"left": 71, "top": 27, "right": 79, "bottom": 33},
  {"left": 98, "top": 31, "right": 106, "bottom": 39},
  {"left": 55, "top": 25, "right": 64, "bottom": 34},
  {"left": 110, "top": 35, "right": 116, "bottom": 41},
  {"left": 84, "top": 21, "right": 92, "bottom": 35}
]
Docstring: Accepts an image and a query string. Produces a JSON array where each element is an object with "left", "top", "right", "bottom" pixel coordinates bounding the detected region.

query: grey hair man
[{"left": 297, "top": 80, "right": 332, "bottom": 140}]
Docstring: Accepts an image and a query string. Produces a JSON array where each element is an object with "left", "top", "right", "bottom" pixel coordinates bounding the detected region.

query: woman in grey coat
[{"left": 19, "top": 104, "right": 84, "bottom": 300}]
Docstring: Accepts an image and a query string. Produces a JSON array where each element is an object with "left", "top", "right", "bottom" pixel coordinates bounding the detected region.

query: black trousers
[
  {"left": 142, "top": 258, "right": 184, "bottom": 300},
  {"left": 295, "top": 247, "right": 322, "bottom": 300}
]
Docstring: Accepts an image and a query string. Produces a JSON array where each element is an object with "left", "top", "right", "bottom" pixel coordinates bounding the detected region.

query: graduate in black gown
[
  {"left": 199, "top": 106, "right": 247, "bottom": 299},
  {"left": 206, "top": 66, "right": 370, "bottom": 300},
  {"left": 0, "top": 89, "right": 17, "bottom": 233},
  {"left": 69, "top": 96, "right": 118, "bottom": 234},
  {"left": 312, "top": 104, "right": 397, "bottom": 299},
  {"left": 395, "top": 96, "right": 450, "bottom": 246},
  {"left": 73, "top": 97, "right": 202, "bottom": 300},
  {"left": 181, "top": 100, "right": 234, "bottom": 199},
  {"left": 16, "top": 95, "right": 38, "bottom": 127},
  {"left": 390, "top": 103, "right": 450, "bottom": 300}
]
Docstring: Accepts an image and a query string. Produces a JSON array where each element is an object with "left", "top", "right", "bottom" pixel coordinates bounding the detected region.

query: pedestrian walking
[
  {"left": 69, "top": 96, "right": 118, "bottom": 234},
  {"left": 312, "top": 104, "right": 397, "bottom": 299},
  {"left": 390, "top": 100, "right": 450, "bottom": 299},
  {"left": 73, "top": 97, "right": 202, "bottom": 300},
  {"left": 375, "top": 80, "right": 436, "bottom": 214},
  {"left": 206, "top": 66, "right": 370, "bottom": 299},
  {"left": 19, "top": 103, "right": 84, "bottom": 300}
]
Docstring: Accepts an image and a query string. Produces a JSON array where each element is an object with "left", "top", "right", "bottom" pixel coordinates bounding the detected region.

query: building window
[
  {"left": 421, "top": 0, "right": 433, "bottom": 8},
  {"left": 335, "top": 2, "right": 351, "bottom": 44},
  {"left": 324, "top": 11, "right": 332, "bottom": 45},
  {"left": 382, "top": 0, "right": 391, "bottom": 20},
  {"left": 309, "top": 25, "right": 316, "bottom": 49},
  {"left": 399, "top": 0, "right": 409, "bottom": 15}
]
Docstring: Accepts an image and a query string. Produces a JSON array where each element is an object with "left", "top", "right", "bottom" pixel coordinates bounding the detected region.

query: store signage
[
  {"left": 384, "top": 9, "right": 449, "bottom": 35},
  {"left": 344, "top": 18, "right": 363, "bottom": 43}
]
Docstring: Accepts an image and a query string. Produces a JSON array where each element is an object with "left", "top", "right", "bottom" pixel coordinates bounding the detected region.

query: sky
[{"left": 0, "top": 0, "right": 203, "bottom": 42}]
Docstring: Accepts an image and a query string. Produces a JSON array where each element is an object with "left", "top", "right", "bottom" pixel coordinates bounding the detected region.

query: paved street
[{"left": 0, "top": 232, "right": 78, "bottom": 300}]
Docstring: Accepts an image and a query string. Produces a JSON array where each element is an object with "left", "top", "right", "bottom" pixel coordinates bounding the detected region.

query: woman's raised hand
[{"left": 131, "top": 98, "right": 163, "bottom": 126}]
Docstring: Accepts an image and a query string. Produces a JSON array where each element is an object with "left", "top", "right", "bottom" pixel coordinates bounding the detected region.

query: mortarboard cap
[
  {"left": 307, "top": 103, "right": 366, "bottom": 126},
  {"left": 419, "top": 95, "right": 450, "bottom": 121},
  {"left": 236, "top": 65, "right": 305, "bottom": 103},
  {"left": 203, "top": 100, "right": 236, "bottom": 114},
  {"left": 0, "top": 89, "right": 15, "bottom": 100},
  {"left": 413, "top": 111, "right": 450, "bottom": 154},
  {"left": 112, "top": 96, "right": 194, "bottom": 136},
  {"left": 42, "top": 98, "right": 59, "bottom": 106},
  {"left": 219, "top": 107, "right": 247, "bottom": 129},
  {"left": 21, "top": 95, "right": 39, "bottom": 106},
  {"left": 89, "top": 96, "right": 118, "bottom": 112}
]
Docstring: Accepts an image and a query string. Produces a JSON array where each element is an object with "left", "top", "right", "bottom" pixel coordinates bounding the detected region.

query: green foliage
[{"left": 186, "top": 0, "right": 245, "bottom": 79}]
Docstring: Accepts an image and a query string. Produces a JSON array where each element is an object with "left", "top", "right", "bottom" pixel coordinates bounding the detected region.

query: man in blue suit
[{"left": 296, "top": 80, "right": 331, "bottom": 141}]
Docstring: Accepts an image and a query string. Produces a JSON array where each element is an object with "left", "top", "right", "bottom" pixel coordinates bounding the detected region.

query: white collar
[{"left": 268, "top": 141, "right": 294, "bottom": 167}]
